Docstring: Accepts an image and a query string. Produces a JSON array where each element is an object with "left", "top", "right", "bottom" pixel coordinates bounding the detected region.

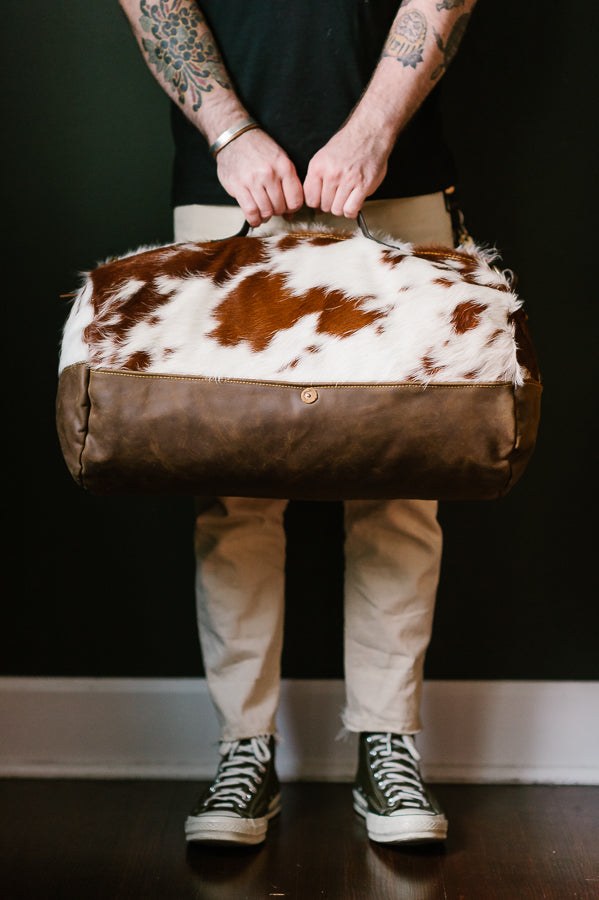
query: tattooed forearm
[
  {"left": 430, "top": 13, "right": 471, "bottom": 80},
  {"left": 344, "top": 0, "right": 476, "bottom": 164},
  {"left": 383, "top": 9, "right": 428, "bottom": 68},
  {"left": 139, "top": 0, "right": 230, "bottom": 111}
]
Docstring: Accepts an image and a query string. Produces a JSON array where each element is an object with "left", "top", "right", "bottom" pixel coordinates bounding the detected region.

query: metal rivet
[{"left": 300, "top": 387, "right": 318, "bottom": 404}]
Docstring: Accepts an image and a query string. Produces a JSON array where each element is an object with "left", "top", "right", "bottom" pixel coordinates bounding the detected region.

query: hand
[
  {"left": 216, "top": 129, "right": 304, "bottom": 227},
  {"left": 303, "top": 119, "right": 392, "bottom": 219}
]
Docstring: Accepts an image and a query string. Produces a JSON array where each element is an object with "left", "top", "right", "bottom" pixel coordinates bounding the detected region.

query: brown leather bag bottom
[{"left": 56, "top": 363, "right": 542, "bottom": 500}]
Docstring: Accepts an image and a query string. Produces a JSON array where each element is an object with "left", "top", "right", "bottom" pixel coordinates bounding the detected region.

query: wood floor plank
[{"left": 0, "top": 780, "right": 597, "bottom": 899}]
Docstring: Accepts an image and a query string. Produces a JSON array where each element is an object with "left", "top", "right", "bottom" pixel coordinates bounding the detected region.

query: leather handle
[
  {"left": 232, "top": 211, "right": 394, "bottom": 246},
  {"left": 234, "top": 220, "right": 252, "bottom": 237},
  {"left": 238, "top": 212, "right": 371, "bottom": 239},
  {"left": 209, "top": 218, "right": 251, "bottom": 242},
  {"left": 356, "top": 211, "right": 405, "bottom": 251},
  {"left": 356, "top": 211, "right": 373, "bottom": 240}
]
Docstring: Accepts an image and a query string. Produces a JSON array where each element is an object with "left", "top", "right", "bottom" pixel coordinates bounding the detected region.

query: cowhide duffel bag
[{"left": 56, "top": 217, "right": 541, "bottom": 500}]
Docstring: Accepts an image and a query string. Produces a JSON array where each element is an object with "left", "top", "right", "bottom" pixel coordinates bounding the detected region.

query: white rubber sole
[
  {"left": 185, "top": 794, "right": 281, "bottom": 846},
  {"left": 353, "top": 789, "right": 448, "bottom": 844}
]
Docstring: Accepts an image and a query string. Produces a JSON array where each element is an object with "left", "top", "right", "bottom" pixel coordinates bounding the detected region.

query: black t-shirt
[{"left": 171, "top": 0, "right": 456, "bottom": 206}]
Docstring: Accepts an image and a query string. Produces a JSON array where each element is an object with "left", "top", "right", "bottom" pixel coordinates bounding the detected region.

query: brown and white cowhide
[{"left": 59, "top": 228, "right": 525, "bottom": 385}]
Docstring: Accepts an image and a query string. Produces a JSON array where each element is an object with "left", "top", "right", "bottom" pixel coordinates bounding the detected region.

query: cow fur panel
[{"left": 59, "top": 229, "right": 525, "bottom": 385}]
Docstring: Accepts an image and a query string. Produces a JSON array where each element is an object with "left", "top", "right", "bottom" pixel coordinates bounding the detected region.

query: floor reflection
[
  {"left": 186, "top": 835, "right": 273, "bottom": 897},
  {"left": 184, "top": 793, "right": 453, "bottom": 900}
]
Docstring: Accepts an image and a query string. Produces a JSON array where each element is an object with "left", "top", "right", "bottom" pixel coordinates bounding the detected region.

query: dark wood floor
[{"left": 0, "top": 780, "right": 598, "bottom": 899}]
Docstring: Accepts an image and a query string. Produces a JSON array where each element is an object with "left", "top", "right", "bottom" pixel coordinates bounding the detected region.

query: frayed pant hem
[
  {"left": 340, "top": 711, "right": 422, "bottom": 737},
  {"left": 219, "top": 728, "right": 281, "bottom": 744}
]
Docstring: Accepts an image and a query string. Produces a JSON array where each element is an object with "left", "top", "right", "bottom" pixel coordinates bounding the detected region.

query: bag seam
[
  {"left": 77, "top": 365, "right": 92, "bottom": 489},
  {"left": 499, "top": 387, "right": 518, "bottom": 497},
  {"left": 85, "top": 366, "right": 531, "bottom": 391},
  {"left": 61, "top": 362, "right": 542, "bottom": 391}
]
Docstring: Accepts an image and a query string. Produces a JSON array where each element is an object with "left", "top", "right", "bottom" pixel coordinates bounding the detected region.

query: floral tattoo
[{"left": 139, "top": 0, "right": 230, "bottom": 110}]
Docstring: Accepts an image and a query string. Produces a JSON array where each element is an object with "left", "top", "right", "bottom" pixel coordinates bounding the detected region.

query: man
[{"left": 120, "top": 0, "right": 476, "bottom": 846}]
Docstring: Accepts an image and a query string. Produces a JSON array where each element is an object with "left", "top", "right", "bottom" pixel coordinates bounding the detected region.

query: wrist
[
  {"left": 344, "top": 101, "right": 398, "bottom": 156},
  {"left": 210, "top": 118, "right": 260, "bottom": 158},
  {"left": 200, "top": 97, "right": 252, "bottom": 147}
]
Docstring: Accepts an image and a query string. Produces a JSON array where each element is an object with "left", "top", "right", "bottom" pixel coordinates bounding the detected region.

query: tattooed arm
[
  {"left": 304, "top": 0, "right": 477, "bottom": 219},
  {"left": 119, "top": 0, "right": 303, "bottom": 225}
]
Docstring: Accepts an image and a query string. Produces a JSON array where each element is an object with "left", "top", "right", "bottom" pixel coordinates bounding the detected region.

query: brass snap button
[{"left": 300, "top": 387, "right": 318, "bottom": 404}]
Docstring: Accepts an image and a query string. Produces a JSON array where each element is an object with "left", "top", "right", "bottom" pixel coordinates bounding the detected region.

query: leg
[
  {"left": 342, "top": 498, "right": 443, "bottom": 734},
  {"left": 194, "top": 495, "right": 287, "bottom": 741},
  {"left": 342, "top": 191, "right": 453, "bottom": 734},
  {"left": 340, "top": 192, "right": 453, "bottom": 843}
]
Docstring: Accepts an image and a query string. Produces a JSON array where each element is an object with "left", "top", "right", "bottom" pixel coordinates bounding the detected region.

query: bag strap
[
  {"left": 443, "top": 187, "right": 473, "bottom": 246},
  {"left": 227, "top": 211, "right": 397, "bottom": 247},
  {"left": 234, "top": 220, "right": 251, "bottom": 237},
  {"left": 228, "top": 200, "right": 468, "bottom": 247},
  {"left": 356, "top": 211, "right": 404, "bottom": 251}
]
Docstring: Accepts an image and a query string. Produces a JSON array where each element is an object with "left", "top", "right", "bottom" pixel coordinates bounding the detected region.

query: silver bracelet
[{"left": 210, "top": 117, "right": 259, "bottom": 158}]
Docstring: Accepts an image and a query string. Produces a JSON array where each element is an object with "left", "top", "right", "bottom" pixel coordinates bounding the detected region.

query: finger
[
  {"left": 303, "top": 172, "right": 323, "bottom": 210},
  {"left": 342, "top": 187, "right": 365, "bottom": 220},
  {"left": 282, "top": 172, "right": 304, "bottom": 212},
  {"left": 318, "top": 177, "right": 340, "bottom": 215},
  {"left": 329, "top": 184, "right": 354, "bottom": 219},
  {"left": 265, "top": 179, "right": 288, "bottom": 217},
  {"left": 237, "top": 187, "right": 263, "bottom": 228},
  {"left": 252, "top": 185, "right": 275, "bottom": 222}
]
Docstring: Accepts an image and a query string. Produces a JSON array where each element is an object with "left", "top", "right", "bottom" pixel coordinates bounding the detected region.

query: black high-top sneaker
[
  {"left": 353, "top": 732, "right": 448, "bottom": 844},
  {"left": 185, "top": 734, "right": 281, "bottom": 845}
]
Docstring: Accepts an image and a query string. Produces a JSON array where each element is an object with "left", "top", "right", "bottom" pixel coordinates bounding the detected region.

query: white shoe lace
[
  {"left": 366, "top": 733, "right": 432, "bottom": 810},
  {"left": 202, "top": 735, "right": 272, "bottom": 813}
]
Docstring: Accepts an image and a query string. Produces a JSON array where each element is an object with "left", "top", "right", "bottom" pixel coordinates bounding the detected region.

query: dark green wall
[{"left": 3, "top": 2, "right": 597, "bottom": 679}]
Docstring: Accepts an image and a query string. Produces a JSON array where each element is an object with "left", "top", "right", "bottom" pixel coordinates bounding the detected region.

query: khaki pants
[{"left": 174, "top": 194, "right": 453, "bottom": 741}]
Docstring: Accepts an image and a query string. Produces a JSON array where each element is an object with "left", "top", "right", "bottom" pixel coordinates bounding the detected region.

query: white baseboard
[{"left": 0, "top": 678, "right": 597, "bottom": 783}]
